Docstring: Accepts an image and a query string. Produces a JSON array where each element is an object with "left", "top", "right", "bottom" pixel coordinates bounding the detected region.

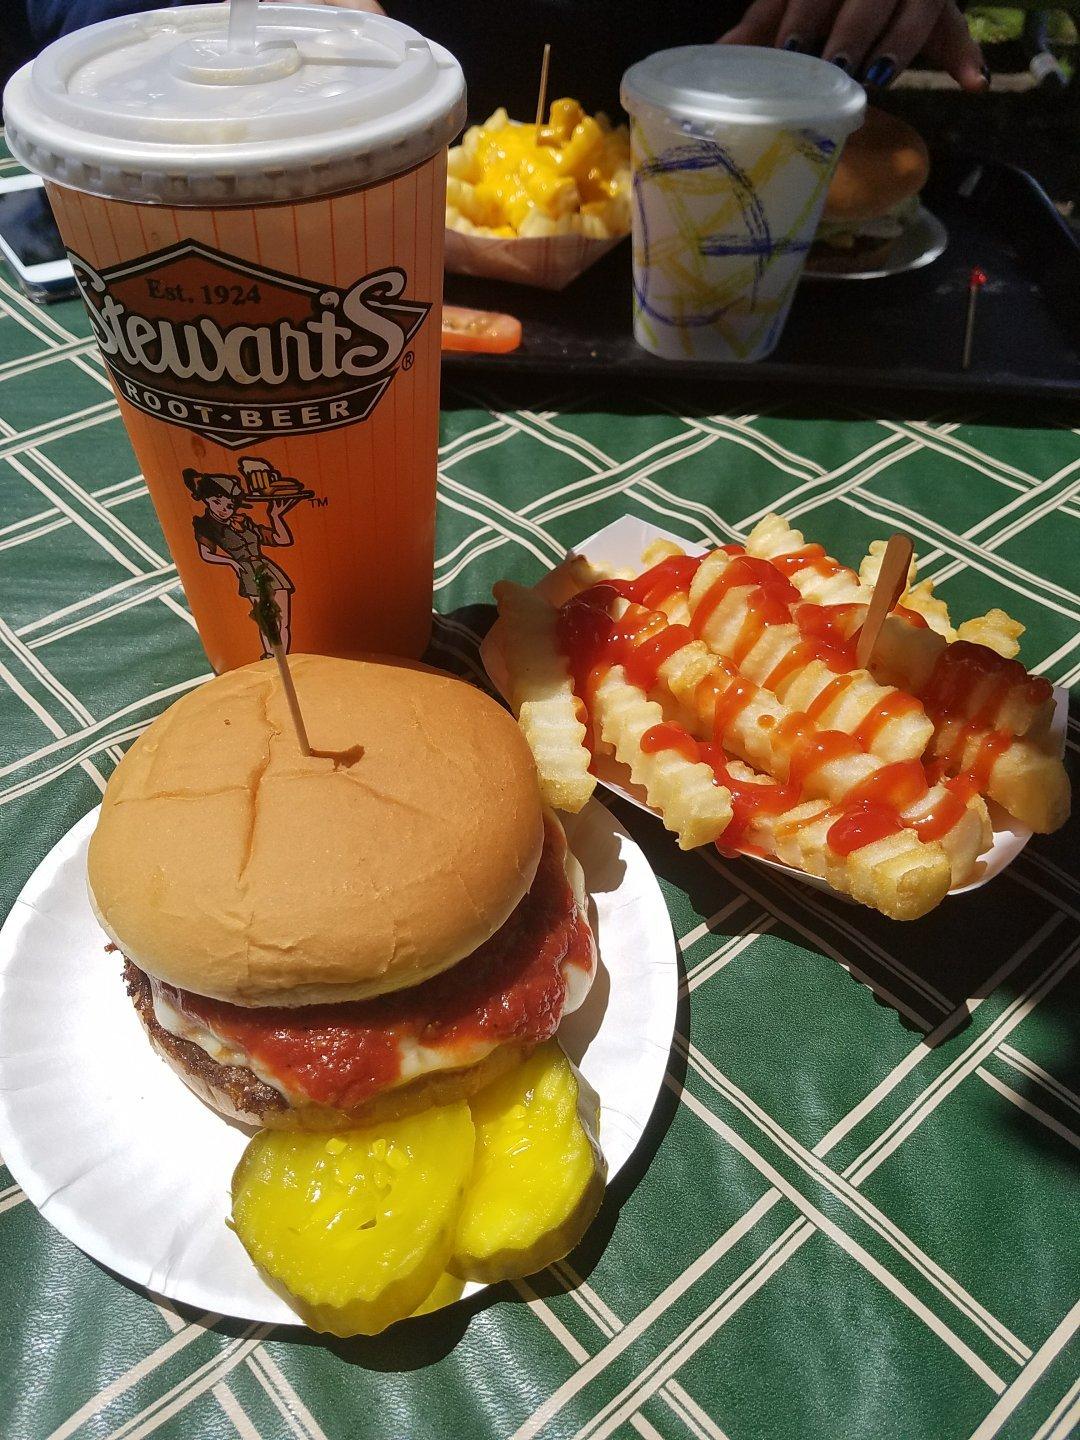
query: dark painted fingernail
[
  {"left": 863, "top": 56, "right": 897, "bottom": 88},
  {"left": 830, "top": 54, "right": 851, "bottom": 74},
  {"left": 980, "top": 63, "right": 992, "bottom": 87},
  {"left": 783, "top": 36, "right": 805, "bottom": 52}
]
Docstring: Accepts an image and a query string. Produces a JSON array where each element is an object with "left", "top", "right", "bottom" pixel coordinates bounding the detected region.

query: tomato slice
[{"left": 441, "top": 305, "right": 522, "bottom": 354}]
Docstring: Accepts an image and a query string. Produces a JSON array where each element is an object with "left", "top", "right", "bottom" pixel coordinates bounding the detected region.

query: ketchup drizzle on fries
[
  {"left": 923, "top": 641, "right": 1052, "bottom": 724},
  {"left": 553, "top": 545, "right": 1023, "bottom": 861},
  {"left": 825, "top": 803, "right": 905, "bottom": 857}
]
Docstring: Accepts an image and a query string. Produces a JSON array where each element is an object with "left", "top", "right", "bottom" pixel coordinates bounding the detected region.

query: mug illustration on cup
[{"left": 183, "top": 457, "right": 314, "bottom": 655}]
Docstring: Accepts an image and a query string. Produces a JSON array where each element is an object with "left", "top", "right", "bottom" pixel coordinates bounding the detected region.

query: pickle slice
[
  {"left": 231, "top": 1102, "right": 475, "bottom": 1336},
  {"left": 450, "top": 1041, "right": 607, "bottom": 1283},
  {"left": 411, "top": 1271, "right": 466, "bottom": 1316}
]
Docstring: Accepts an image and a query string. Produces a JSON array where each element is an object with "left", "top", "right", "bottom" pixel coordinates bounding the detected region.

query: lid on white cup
[
  {"left": 3, "top": 3, "right": 466, "bottom": 205},
  {"left": 621, "top": 46, "right": 865, "bottom": 133}
]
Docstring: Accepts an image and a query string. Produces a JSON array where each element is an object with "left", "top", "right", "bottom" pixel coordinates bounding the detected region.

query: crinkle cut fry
[
  {"left": 745, "top": 513, "right": 864, "bottom": 603},
  {"left": 685, "top": 549, "right": 935, "bottom": 764},
  {"left": 589, "top": 665, "right": 733, "bottom": 850},
  {"left": 927, "top": 719, "right": 1070, "bottom": 834},
  {"left": 876, "top": 627, "right": 1056, "bottom": 741},
  {"left": 859, "top": 539, "right": 956, "bottom": 641},
  {"left": 730, "top": 787, "right": 951, "bottom": 922},
  {"left": 581, "top": 602, "right": 946, "bottom": 914},
  {"left": 607, "top": 596, "right": 983, "bottom": 887},
  {"left": 955, "top": 609, "right": 1024, "bottom": 659},
  {"left": 619, "top": 542, "right": 1061, "bottom": 840},
  {"left": 746, "top": 514, "right": 1054, "bottom": 739},
  {"left": 493, "top": 581, "right": 595, "bottom": 814}
]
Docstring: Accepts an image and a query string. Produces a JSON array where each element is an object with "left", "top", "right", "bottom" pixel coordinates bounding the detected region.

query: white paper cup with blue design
[{"left": 621, "top": 47, "right": 865, "bottom": 363}]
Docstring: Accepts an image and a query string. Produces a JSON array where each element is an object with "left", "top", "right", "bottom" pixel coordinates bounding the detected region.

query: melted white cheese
[
  {"left": 152, "top": 979, "right": 507, "bottom": 1105},
  {"left": 150, "top": 982, "right": 295, "bottom": 1097},
  {"left": 149, "top": 841, "right": 595, "bottom": 1105}
]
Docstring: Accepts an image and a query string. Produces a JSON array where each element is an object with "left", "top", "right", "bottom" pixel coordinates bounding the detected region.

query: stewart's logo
[{"left": 69, "top": 241, "right": 430, "bottom": 448}]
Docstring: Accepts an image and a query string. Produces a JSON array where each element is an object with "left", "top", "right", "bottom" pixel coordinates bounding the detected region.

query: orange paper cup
[{"left": 5, "top": 5, "right": 466, "bottom": 670}]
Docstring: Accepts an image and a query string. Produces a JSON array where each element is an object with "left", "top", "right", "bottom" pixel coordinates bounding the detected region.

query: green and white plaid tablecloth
[{"left": 1, "top": 163, "right": 1079, "bottom": 1440}]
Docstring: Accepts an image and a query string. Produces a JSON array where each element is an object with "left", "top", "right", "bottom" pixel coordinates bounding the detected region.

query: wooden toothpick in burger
[{"left": 250, "top": 564, "right": 311, "bottom": 756}]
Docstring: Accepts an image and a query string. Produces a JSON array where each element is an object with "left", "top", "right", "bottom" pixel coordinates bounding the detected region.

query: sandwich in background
[{"left": 808, "top": 107, "right": 930, "bottom": 274}]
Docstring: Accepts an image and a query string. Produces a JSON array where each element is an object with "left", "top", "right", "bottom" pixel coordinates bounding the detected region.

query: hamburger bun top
[
  {"left": 88, "top": 656, "right": 544, "bottom": 1007},
  {"left": 822, "top": 107, "right": 929, "bottom": 225}
]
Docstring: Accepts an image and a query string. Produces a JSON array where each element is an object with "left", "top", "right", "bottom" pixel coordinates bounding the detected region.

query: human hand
[{"left": 719, "top": 0, "right": 988, "bottom": 92}]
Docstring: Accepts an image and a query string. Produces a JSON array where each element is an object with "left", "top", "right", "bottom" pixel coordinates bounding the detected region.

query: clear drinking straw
[{"left": 227, "top": 0, "right": 259, "bottom": 54}]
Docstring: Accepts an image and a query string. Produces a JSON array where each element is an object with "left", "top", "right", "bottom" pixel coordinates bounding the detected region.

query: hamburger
[
  {"left": 88, "top": 655, "right": 597, "bottom": 1129},
  {"left": 808, "top": 107, "right": 929, "bottom": 274}
]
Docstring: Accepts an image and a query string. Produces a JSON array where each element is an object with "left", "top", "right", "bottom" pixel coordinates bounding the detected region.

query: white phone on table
[{"left": 0, "top": 173, "right": 77, "bottom": 302}]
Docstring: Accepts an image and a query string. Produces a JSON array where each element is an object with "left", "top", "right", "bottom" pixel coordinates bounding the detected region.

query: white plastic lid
[
  {"left": 621, "top": 46, "right": 865, "bottom": 133},
  {"left": 3, "top": 3, "right": 466, "bottom": 206}
]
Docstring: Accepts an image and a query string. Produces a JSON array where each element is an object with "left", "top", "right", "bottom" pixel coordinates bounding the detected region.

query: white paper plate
[
  {"left": 803, "top": 204, "right": 948, "bottom": 282},
  {"left": 0, "top": 801, "right": 677, "bottom": 1326},
  {"left": 482, "top": 515, "right": 1068, "bottom": 900}
]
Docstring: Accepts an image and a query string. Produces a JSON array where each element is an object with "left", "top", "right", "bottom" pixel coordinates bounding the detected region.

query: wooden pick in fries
[
  {"left": 534, "top": 43, "right": 552, "bottom": 127},
  {"left": 856, "top": 532, "right": 915, "bottom": 670}
]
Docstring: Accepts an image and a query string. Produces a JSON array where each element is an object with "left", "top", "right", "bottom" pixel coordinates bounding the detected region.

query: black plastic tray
[{"left": 442, "top": 156, "right": 1080, "bottom": 400}]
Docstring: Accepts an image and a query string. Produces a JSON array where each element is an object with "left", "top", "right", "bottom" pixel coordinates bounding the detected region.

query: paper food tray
[
  {"left": 481, "top": 515, "right": 1068, "bottom": 901},
  {"left": 445, "top": 227, "right": 626, "bottom": 292}
]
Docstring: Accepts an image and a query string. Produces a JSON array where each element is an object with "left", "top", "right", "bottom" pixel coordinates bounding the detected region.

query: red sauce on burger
[{"left": 157, "top": 818, "right": 593, "bottom": 1111}]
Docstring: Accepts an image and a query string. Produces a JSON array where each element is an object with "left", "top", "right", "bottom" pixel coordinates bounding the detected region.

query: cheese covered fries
[{"left": 447, "top": 99, "right": 631, "bottom": 240}]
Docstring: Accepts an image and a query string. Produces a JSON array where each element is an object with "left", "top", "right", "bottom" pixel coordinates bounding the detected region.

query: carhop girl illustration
[{"left": 183, "top": 460, "right": 309, "bottom": 654}]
